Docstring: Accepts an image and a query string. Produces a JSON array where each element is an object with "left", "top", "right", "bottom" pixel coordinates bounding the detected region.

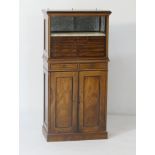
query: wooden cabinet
[{"left": 42, "top": 10, "right": 111, "bottom": 141}]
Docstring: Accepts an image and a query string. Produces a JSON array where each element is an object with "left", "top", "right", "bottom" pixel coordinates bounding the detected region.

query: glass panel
[
  {"left": 101, "top": 16, "right": 105, "bottom": 32},
  {"left": 74, "top": 16, "right": 99, "bottom": 32},
  {"left": 51, "top": 16, "right": 105, "bottom": 33},
  {"left": 51, "top": 16, "right": 74, "bottom": 32}
]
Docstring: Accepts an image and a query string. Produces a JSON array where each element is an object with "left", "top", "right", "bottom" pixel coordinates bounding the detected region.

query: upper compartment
[{"left": 43, "top": 10, "right": 112, "bottom": 59}]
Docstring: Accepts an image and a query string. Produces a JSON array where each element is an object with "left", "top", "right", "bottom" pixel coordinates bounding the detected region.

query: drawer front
[
  {"left": 50, "top": 36, "right": 106, "bottom": 58},
  {"left": 77, "top": 36, "right": 106, "bottom": 57},
  {"left": 49, "top": 63, "right": 78, "bottom": 71},
  {"left": 79, "top": 63, "right": 107, "bottom": 70},
  {"left": 51, "top": 37, "right": 77, "bottom": 57}
]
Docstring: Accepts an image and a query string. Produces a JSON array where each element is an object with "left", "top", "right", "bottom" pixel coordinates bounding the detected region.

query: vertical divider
[
  {"left": 77, "top": 64, "right": 80, "bottom": 132},
  {"left": 48, "top": 15, "right": 51, "bottom": 58},
  {"left": 44, "top": 19, "right": 45, "bottom": 50},
  {"left": 99, "top": 16, "right": 101, "bottom": 32},
  {"left": 43, "top": 72, "right": 45, "bottom": 122},
  {"left": 105, "top": 16, "right": 109, "bottom": 58}
]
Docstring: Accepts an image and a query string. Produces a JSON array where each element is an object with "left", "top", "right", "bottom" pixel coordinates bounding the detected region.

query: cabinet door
[
  {"left": 79, "top": 71, "right": 107, "bottom": 132},
  {"left": 50, "top": 72, "right": 78, "bottom": 133}
]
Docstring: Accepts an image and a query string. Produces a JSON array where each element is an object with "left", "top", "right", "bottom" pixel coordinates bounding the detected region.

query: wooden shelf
[{"left": 51, "top": 32, "right": 106, "bottom": 37}]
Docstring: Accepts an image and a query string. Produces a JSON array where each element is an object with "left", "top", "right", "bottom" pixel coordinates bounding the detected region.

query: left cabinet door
[{"left": 49, "top": 72, "right": 78, "bottom": 133}]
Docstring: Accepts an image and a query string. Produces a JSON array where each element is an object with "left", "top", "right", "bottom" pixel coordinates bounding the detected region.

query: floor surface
[{"left": 20, "top": 114, "right": 136, "bottom": 155}]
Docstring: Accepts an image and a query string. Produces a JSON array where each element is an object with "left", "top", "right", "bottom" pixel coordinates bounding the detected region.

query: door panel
[
  {"left": 79, "top": 71, "right": 107, "bottom": 132},
  {"left": 50, "top": 72, "right": 78, "bottom": 133},
  {"left": 83, "top": 76, "right": 100, "bottom": 127}
]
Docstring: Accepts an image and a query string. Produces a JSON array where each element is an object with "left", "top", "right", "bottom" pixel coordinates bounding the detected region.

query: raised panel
[
  {"left": 83, "top": 76, "right": 100, "bottom": 127},
  {"left": 55, "top": 77, "right": 73, "bottom": 128},
  {"left": 79, "top": 71, "right": 107, "bottom": 132},
  {"left": 50, "top": 72, "right": 78, "bottom": 133}
]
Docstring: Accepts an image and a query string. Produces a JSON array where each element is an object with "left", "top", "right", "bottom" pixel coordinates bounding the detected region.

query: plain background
[
  {"left": 20, "top": 0, "right": 136, "bottom": 116},
  {"left": 19, "top": 1, "right": 136, "bottom": 154},
  {"left": 3, "top": 0, "right": 155, "bottom": 155},
  {"left": 19, "top": 0, "right": 136, "bottom": 155}
]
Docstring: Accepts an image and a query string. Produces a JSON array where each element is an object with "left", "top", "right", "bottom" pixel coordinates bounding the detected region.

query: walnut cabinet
[{"left": 42, "top": 10, "right": 112, "bottom": 141}]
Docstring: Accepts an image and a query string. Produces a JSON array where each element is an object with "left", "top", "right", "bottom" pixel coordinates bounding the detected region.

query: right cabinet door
[{"left": 79, "top": 71, "right": 107, "bottom": 133}]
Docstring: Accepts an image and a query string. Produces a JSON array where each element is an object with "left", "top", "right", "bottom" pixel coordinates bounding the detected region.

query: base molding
[{"left": 42, "top": 126, "right": 108, "bottom": 142}]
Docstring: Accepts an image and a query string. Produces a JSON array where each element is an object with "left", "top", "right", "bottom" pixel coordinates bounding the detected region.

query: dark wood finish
[
  {"left": 42, "top": 10, "right": 111, "bottom": 141},
  {"left": 105, "top": 16, "right": 109, "bottom": 58},
  {"left": 43, "top": 125, "right": 108, "bottom": 141},
  {"left": 51, "top": 37, "right": 77, "bottom": 57},
  {"left": 51, "top": 36, "right": 106, "bottom": 58},
  {"left": 42, "top": 10, "right": 112, "bottom": 16},
  {"left": 50, "top": 63, "right": 78, "bottom": 71},
  {"left": 79, "top": 62, "right": 107, "bottom": 70},
  {"left": 79, "top": 71, "right": 107, "bottom": 132},
  {"left": 49, "top": 72, "right": 78, "bottom": 133}
]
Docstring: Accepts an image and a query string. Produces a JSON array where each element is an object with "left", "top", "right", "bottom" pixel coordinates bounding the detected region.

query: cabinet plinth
[{"left": 42, "top": 10, "right": 111, "bottom": 141}]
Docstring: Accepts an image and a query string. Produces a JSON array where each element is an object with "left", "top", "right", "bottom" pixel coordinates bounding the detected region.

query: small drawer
[
  {"left": 49, "top": 63, "right": 78, "bottom": 71},
  {"left": 79, "top": 63, "right": 107, "bottom": 70}
]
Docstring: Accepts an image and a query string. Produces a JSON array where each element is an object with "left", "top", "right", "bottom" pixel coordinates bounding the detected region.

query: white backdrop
[{"left": 20, "top": 0, "right": 136, "bottom": 115}]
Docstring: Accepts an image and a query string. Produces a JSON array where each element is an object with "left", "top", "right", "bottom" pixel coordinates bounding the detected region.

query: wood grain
[
  {"left": 79, "top": 71, "right": 107, "bottom": 132},
  {"left": 50, "top": 36, "right": 106, "bottom": 58},
  {"left": 50, "top": 72, "right": 78, "bottom": 133}
]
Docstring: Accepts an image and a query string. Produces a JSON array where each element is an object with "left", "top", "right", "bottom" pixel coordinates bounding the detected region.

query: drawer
[
  {"left": 79, "top": 62, "right": 107, "bottom": 70},
  {"left": 49, "top": 63, "right": 78, "bottom": 71}
]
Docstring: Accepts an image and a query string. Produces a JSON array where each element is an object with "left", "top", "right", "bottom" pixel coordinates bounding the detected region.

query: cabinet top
[{"left": 42, "top": 10, "right": 112, "bottom": 16}]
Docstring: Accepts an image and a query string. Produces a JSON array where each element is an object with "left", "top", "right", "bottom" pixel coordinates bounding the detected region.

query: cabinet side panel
[
  {"left": 43, "top": 71, "right": 48, "bottom": 127},
  {"left": 44, "top": 17, "right": 48, "bottom": 52},
  {"left": 105, "top": 16, "right": 109, "bottom": 57},
  {"left": 44, "top": 19, "right": 45, "bottom": 50}
]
